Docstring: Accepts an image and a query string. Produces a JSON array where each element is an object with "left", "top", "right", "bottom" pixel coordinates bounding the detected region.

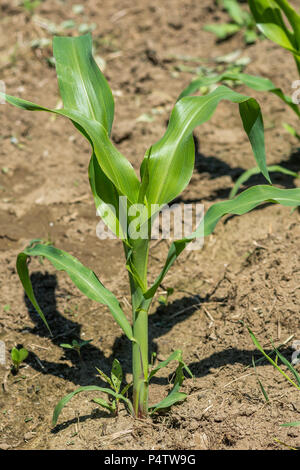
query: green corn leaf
[
  {"left": 143, "top": 185, "right": 300, "bottom": 302},
  {"left": 149, "top": 356, "right": 189, "bottom": 413},
  {"left": 230, "top": 165, "right": 299, "bottom": 199},
  {"left": 121, "top": 381, "right": 133, "bottom": 396},
  {"left": 149, "top": 390, "right": 187, "bottom": 413},
  {"left": 17, "top": 244, "right": 134, "bottom": 341},
  {"left": 248, "top": 0, "right": 293, "bottom": 37},
  {"left": 96, "top": 367, "right": 114, "bottom": 388},
  {"left": 93, "top": 397, "right": 115, "bottom": 413},
  {"left": 273, "top": 0, "right": 300, "bottom": 44},
  {"left": 148, "top": 350, "right": 192, "bottom": 382},
  {"left": 248, "top": 0, "right": 300, "bottom": 52},
  {"left": 53, "top": 34, "right": 114, "bottom": 135},
  {"left": 257, "top": 22, "right": 299, "bottom": 53},
  {"left": 88, "top": 153, "right": 127, "bottom": 239},
  {"left": 16, "top": 253, "right": 52, "bottom": 335},
  {"left": 178, "top": 72, "right": 300, "bottom": 118},
  {"left": 52, "top": 385, "right": 119, "bottom": 425},
  {"left": 141, "top": 85, "right": 270, "bottom": 207},
  {"left": 0, "top": 93, "right": 140, "bottom": 205},
  {"left": 111, "top": 358, "right": 122, "bottom": 393},
  {"left": 52, "top": 34, "right": 138, "bottom": 231}
]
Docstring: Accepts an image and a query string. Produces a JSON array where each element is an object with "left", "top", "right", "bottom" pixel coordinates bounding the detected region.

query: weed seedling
[
  {"left": 94, "top": 359, "right": 133, "bottom": 416},
  {"left": 2, "top": 34, "right": 300, "bottom": 424},
  {"left": 60, "top": 339, "right": 92, "bottom": 358},
  {"left": 11, "top": 347, "right": 28, "bottom": 373}
]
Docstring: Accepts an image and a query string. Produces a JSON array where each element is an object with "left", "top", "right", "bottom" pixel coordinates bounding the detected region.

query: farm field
[{"left": 0, "top": 0, "right": 300, "bottom": 450}]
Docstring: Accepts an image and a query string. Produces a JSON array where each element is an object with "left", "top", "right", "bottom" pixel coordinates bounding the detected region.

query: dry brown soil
[{"left": 0, "top": 0, "right": 300, "bottom": 450}]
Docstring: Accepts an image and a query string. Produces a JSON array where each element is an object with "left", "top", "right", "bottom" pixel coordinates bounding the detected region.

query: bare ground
[{"left": 0, "top": 0, "right": 300, "bottom": 450}]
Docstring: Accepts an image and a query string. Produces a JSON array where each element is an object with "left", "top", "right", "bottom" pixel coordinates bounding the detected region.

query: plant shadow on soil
[
  {"left": 21, "top": 272, "right": 287, "bottom": 392},
  {"left": 177, "top": 137, "right": 300, "bottom": 203}
]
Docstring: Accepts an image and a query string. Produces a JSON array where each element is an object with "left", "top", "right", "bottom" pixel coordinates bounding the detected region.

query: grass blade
[
  {"left": 280, "top": 421, "right": 300, "bottom": 427},
  {"left": 230, "top": 165, "right": 299, "bottom": 199},
  {"left": 52, "top": 385, "right": 118, "bottom": 425},
  {"left": 252, "top": 356, "right": 269, "bottom": 402},
  {"left": 271, "top": 341, "right": 300, "bottom": 387},
  {"left": 247, "top": 326, "right": 300, "bottom": 390}
]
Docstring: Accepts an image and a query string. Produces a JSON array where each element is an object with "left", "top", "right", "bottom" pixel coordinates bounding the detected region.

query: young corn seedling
[
  {"left": 181, "top": 0, "right": 300, "bottom": 196},
  {"left": 2, "top": 33, "right": 300, "bottom": 423}
]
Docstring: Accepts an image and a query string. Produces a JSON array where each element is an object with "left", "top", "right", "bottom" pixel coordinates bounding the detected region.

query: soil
[{"left": 0, "top": 0, "right": 300, "bottom": 451}]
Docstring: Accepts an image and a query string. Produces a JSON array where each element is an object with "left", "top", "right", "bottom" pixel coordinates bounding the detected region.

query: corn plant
[
  {"left": 181, "top": 0, "right": 300, "bottom": 196},
  {"left": 2, "top": 34, "right": 300, "bottom": 423}
]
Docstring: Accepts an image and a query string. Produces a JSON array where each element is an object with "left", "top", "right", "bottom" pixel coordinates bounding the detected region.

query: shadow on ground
[
  {"left": 21, "top": 271, "right": 288, "bottom": 388},
  {"left": 175, "top": 136, "right": 300, "bottom": 204}
]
